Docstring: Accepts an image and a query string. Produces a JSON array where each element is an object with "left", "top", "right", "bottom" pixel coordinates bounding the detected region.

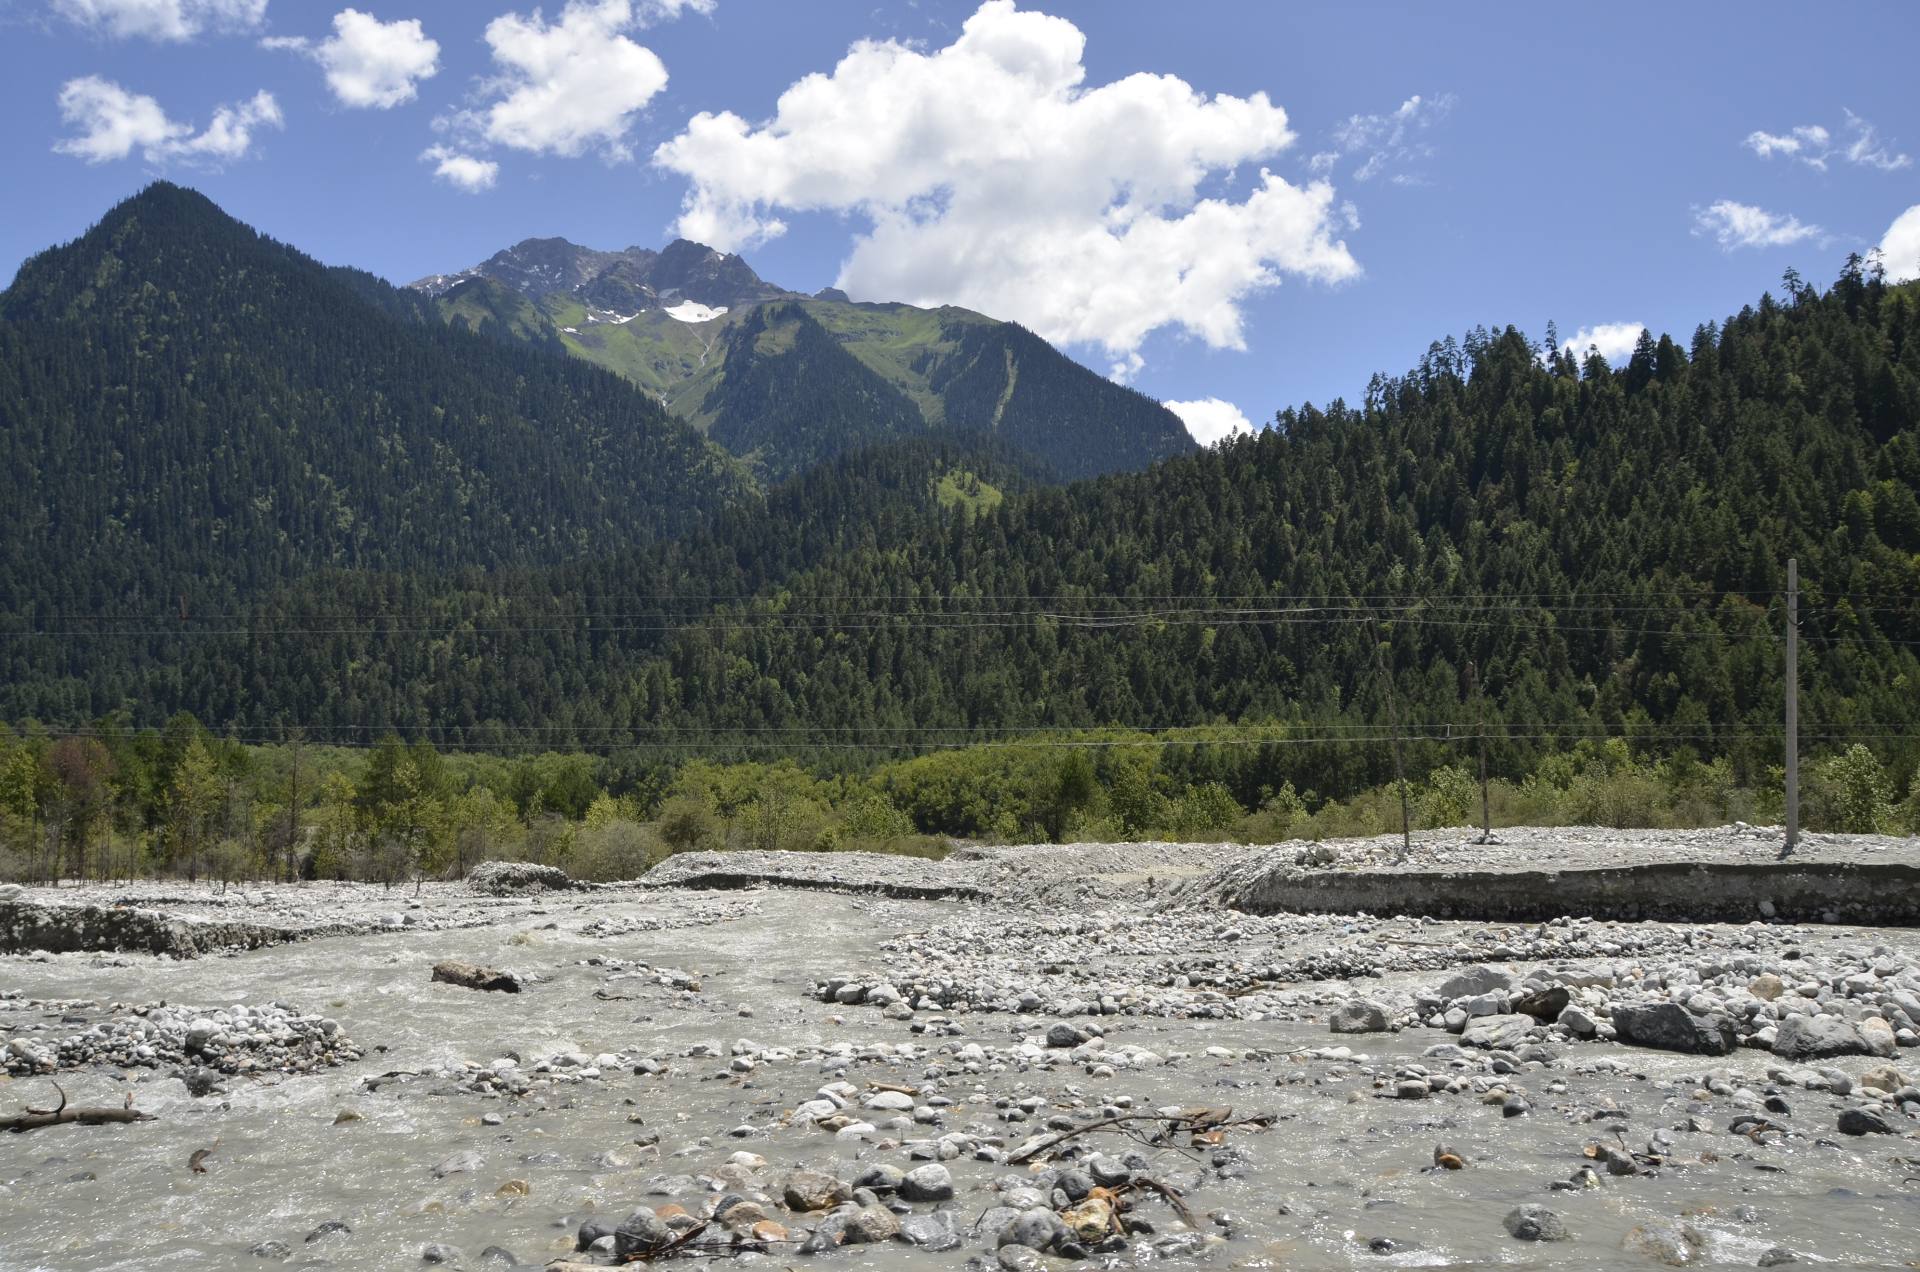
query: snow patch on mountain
[{"left": 665, "top": 301, "right": 728, "bottom": 323}]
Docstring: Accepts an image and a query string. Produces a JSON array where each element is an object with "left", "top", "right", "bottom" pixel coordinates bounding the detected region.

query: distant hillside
[
  {"left": 10, "top": 263, "right": 1916, "bottom": 808},
  {"left": 410, "top": 237, "right": 1197, "bottom": 481},
  {"left": 0, "top": 183, "right": 749, "bottom": 617}
]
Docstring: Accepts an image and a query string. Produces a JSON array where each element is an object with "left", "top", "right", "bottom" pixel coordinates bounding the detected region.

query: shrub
[
  {"left": 839, "top": 790, "right": 915, "bottom": 841},
  {"left": 1167, "top": 782, "right": 1243, "bottom": 837},
  {"left": 656, "top": 795, "right": 720, "bottom": 853},
  {"left": 571, "top": 819, "right": 666, "bottom": 880},
  {"left": 1419, "top": 764, "right": 1477, "bottom": 828},
  {"left": 1811, "top": 744, "right": 1894, "bottom": 833}
]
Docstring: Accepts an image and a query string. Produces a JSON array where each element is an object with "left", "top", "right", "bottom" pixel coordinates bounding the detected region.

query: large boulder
[
  {"left": 1438, "top": 966, "right": 1515, "bottom": 1000},
  {"left": 899, "top": 1164, "right": 955, "bottom": 1202},
  {"left": 1512, "top": 986, "right": 1572, "bottom": 1022},
  {"left": 1772, "top": 1014, "right": 1874, "bottom": 1061},
  {"left": 1328, "top": 1000, "right": 1391, "bottom": 1033},
  {"left": 1460, "top": 1013, "right": 1536, "bottom": 1050},
  {"left": 1503, "top": 1205, "right": 1570, "bottom": 1242},
  {"left": 1837, "top": 1106, "right": 1896, "bottom": 1136},
  {"left": 1609, "top": 1002, "right": 1738, "bottom": 1056}
]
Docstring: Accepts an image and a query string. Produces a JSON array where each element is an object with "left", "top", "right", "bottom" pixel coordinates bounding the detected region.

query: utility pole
[
  {"left": 1372, "top": 619, "right": 1411, "bottom": 860},
  {"left": 1468, "top": 660, "right": 1490, "bottom": 843},
  {"left": 1784, "top": 558, "right": 1799, "bottom": 855}
]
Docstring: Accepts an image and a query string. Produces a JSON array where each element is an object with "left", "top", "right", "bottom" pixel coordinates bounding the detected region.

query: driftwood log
[{"left": 1, "top": 1082, "right": 157, "bottom": 1133}]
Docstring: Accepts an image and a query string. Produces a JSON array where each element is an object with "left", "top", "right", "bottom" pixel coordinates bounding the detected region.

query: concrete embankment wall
[
  {"left": 642, "top": 866, "right": 986, "bottom": 902},
  {"left": 0, "top": 900, "right": 305, "bottom": 958},
  {"left": 1218, "top": 860, "right": 1920, "bottom": 926},
  {"left": 641, "top": 849, "right": 988, "bottom": 901}
]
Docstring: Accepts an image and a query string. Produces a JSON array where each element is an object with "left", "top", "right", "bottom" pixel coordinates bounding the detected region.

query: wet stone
[{"left": 1503, "top": 1205, "right": 1570, "bottom": 1241}]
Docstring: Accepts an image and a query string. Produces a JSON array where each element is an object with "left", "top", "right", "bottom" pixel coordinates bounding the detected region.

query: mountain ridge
[{"left": 407, "top": 232, "right": 1199, "bottom": 482}]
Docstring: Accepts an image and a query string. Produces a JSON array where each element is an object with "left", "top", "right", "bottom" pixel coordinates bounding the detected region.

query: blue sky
[{"left": 3, "top": 0, "right": 1917, "bottom": 443}]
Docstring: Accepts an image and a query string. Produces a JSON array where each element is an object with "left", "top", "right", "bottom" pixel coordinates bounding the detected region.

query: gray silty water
[{"left": 3, "top": 847, "right": 1919, "bottom": 1271}]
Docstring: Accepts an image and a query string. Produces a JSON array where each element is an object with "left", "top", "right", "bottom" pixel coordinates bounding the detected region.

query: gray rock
[
  {"left": 1455, "top": 991, "right": 1509, "bottom": 1019},
  {"left": 614, "top": 1209, "right": 672, "bottom": 1257},
  {"left": 420, "top": 1243, "right": 461, "bottom": 1264},
  {"left": 1503, "top": 1205, "right": 1569, "bottom": 1242},
  {"left": 250, "top": 1240, "right": 291, "bottom": 1257},
  {"left": 1558, "top": 1005, "right": 1599, "bottom": 1038},
  {"left": 1054, "top": 1168, "right": 1094, "bottom": 1201},
  {"left": 178, "top": 1065, "right": 224, "bottom": 1097},
  {"left": 1046, "top": 1022, "right": 1090, "bottom": 1048},
  {"left": 1459, "top": 1013, "right": 1535, "bottom": 1050},
  {"left": 575, "top": 1218, "right": 616, "bottom": 1252},
  {"left": 842, "top": 1204, "right": 900, "bottom": 1244},
  {"left": 997, "top": 1245, "right": 1046, "bottom": 1272},
  {"left": 304, "top": 1221, "right": 351, "bottom": 1244},
  {"left": 782, "top": 1169, "right": 852, "bottom": 1212},
  {"left": 1773, "top": 1014, "right": 1874, "bottom": 1061},
  {"left": 1623, "top": 1220, "right": 1704, "bottom": 1266},
  {"left": 1438, "top": 965, "right": 1514, "bottom": 999},
  {"left": 999, "top": 1206, "right": 1067, "bottom": 1251},
  {"left": 900, "top": 1210, "right": 960, "bottom": 1250},
  {"left": 854, "top": 1164, "right": 905, "bottom": 1193},
  {"left": 900, "top": 1163, "right": 955, "bottom": 1202},
  {"left": 1837, "top": 1106, "right": 1895, "bottom": 1135},
  {"left": 1610, "top": 1002, "right": 1737, "bottom": 1055},
  {"left": 1328, "top": 1000, "right": 1390, "bottom": 1033}
]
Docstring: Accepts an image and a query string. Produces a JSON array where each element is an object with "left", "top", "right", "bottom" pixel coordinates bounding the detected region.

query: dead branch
[
  {"left": 1007, "top": 1109, "right": 1271, "bottom": 1164},
  {"left": 3, "top": 1082, "right": 157, "bottom": 1133}
]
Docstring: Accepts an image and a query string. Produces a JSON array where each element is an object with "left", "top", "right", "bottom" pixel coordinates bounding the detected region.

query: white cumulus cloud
[
  {"left": 263, "top": 9, "right": 440, "bottom": 110},
  {"left": 1562, "top": 322, "right": 1645, "bottom": 365},
  {"left": 465, "top": 0, "right": 670, "bottom": 159},
  {"left": 1745, "top": 111, "right": 1910, "bottom": 173},
  {"left": 53, "top": 75, "right": 280, "bottom": 165},
  {"left": 1882, "top": 204, "right": 1920, "bottom": 283},
  {"left": 1692, "top": 200, "right": 1822, "bottom": 251},
  {"left": 653, "top": 0, "right": 1358, "bottom": 376},
  {"left": 422, "top": 144, "right": 498, "bottom": 192},
  {"left": 1164, "top": 397, "right": 1254, "bottom": 446},
  {"left": 53, "top": 0, "right": 266, "bottom": 41},
  {"left": 635, "top": 0, "right": 714, "bottom": 21}
]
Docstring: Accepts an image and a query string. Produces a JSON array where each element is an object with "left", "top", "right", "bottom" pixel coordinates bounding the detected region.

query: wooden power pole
[
  {"left": 1468, "top": 660, "right": 1490, "bottom": 843},
  {"left": 1372, "top": 620, "right": 1411, "bottom": 860},
  {"left": 1784, "top": 559, "right": 1799, "bottom": 855}
]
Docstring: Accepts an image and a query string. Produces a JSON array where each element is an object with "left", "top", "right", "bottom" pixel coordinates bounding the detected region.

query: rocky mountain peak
[{"left": 407, "top": 236, "right": 792, "bottom": 313}]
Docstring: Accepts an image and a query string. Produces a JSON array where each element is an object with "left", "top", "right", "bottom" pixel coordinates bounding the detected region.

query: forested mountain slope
[
  {"left": 0, "top": 183, "right": 749, "bottom": 614},
  {"left": 8, "top": 263, "right": 1916, "bottom": 805}
]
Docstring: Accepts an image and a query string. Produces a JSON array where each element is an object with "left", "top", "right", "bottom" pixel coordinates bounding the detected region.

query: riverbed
[{"left": 3, "top": 832, "right": 1918, "bottom": 1270}]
